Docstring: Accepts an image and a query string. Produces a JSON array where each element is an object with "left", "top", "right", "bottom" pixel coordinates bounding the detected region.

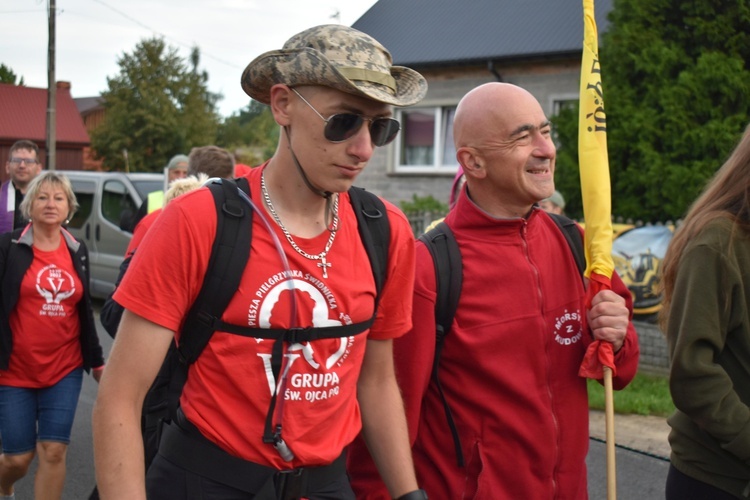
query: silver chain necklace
[{"left": 261, "top": 171, "right": 339, "bottom": 279}]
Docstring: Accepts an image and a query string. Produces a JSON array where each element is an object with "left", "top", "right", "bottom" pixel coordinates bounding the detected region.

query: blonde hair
[
  {"left": 164, "top": 173, "right": 208, "bottom": 204},
  {"left": 19, "top": 171, "right": 79, "bottom": 221}
]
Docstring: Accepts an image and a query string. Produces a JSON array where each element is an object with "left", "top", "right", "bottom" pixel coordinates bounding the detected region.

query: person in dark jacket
[
  {"left": 661, "top": 123, "right": 750, "bottom": 500},
  {"left": 0, "top": 140, "right": 43, "bottom": 235},
  {"left": 0, "top": 171, "right": 105, "bottom": 500}
]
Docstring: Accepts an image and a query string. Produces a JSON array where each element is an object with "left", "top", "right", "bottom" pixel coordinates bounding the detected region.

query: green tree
[
  {"left": 182, "top": 47, "right": 221, "bottom": 150},
  {"left": 91, "top": 38, "right": 220, "bottom": 171},
  {"left": 553, "top": 0, "right": 750, "bottom": 222},
  {"left": 551, "top": 104, "right": 583, "bottom": 219},
  {"left": 0, "top": 63, "right": 24, "bottom": 85},
  {"left": 217, "top": 100, "right": 279, "bottom": 164}
]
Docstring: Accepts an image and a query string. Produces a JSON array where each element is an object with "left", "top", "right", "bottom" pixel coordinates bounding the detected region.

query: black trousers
[{"left": 665, "top": 464, "right": 739, "bottom": 500}]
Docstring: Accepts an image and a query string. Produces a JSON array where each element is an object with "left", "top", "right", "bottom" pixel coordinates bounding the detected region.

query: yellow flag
[
  {"left": 579, "top": 0, "right": 614, "bottom": 283},
  {"left": 579, "top": 8, "right": 618, "bottom": 494},
  {"left": 578, "top": 0, "right": 617, "bottom": 378}
]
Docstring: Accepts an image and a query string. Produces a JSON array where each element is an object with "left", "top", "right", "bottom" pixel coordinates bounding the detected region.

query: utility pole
[
  {"left": 46, "top": 0, "right": 56, "bottom": 170},
  {"left": 123, "top": 148, "right": 129, "bottom": 173}
]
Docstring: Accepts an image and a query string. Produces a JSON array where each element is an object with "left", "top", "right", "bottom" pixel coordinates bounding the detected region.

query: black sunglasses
[{"left": 291, "top": 88, "right": 401, "bottom": 147}]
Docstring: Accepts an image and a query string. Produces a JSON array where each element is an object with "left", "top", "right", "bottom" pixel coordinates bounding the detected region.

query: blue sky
[{"left": 2, "top": 0, "right": 379, "bottom": 117}]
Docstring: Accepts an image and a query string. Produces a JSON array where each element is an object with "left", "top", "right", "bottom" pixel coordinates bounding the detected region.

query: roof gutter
[{"left": 487, "top": 60, "right": 503, "bottom": 82}]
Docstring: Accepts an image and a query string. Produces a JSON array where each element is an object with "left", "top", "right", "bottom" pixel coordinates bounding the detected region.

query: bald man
[{"left": 350, "top": 82, "right": 640, "bottom": 499}]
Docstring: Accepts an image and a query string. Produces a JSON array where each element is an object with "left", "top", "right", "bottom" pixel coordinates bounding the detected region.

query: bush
[{"left": 400, "top": 194, "right": 449, "bottom": 214}]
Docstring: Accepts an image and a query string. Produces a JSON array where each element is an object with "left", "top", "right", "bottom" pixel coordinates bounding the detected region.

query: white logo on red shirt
[
  {"left": 251, "top": 276, "right": 353, "bottom": 401},
  {"left": 35, "top": 264, "right": 76, "bottom": 317},
  {"left": 553, "top": 308, "right": 583, "bottom": 346}
]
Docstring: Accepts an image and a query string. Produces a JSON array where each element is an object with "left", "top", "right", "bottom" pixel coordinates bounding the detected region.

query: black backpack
[
  {"left": 177, "top": 178, "right": 392, "bottom": 454},
  {"left": 417, "top": 212, "right": 585, "bottom": 467},
  {"left": 103, "top": 177, "right": 391, "bottom": 469}
]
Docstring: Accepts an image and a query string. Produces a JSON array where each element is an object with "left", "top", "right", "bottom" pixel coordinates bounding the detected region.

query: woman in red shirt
[{"left": 0, "top": 171, "right": 105, "bottom": 499}]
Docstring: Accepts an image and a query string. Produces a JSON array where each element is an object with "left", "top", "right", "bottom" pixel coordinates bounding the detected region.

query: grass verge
[{"left": 587, "top": 372, "right": 675, "bottom": 417}]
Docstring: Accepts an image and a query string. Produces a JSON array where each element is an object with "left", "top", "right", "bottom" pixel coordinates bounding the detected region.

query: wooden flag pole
[
  {"left": 604, "top": 366, "right": 617, "bottom": 499},
  {"left": 579, "top": 0, "right": 617, "bottom": 495}
]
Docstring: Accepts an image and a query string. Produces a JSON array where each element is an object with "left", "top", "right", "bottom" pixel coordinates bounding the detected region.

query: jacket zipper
[{"left": 521, "top": 221, "right": 560, "bottom": 497}]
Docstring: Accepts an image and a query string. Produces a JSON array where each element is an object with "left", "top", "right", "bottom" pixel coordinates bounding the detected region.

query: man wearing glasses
[
  {"left": 94, "top": 25, "right": 429, "bottom": 500},
  {"left": 1, "top": 140, "right": 42, "bottom": 234}
]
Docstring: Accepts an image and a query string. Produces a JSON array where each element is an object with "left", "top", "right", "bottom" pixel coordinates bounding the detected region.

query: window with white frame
[
  {"left": 549, "top": 94, "right": 578, "bottom": 147},
  {"left": 548, "top": 92, "right": 578, "bottom": 117},
  {"left": 393, "top": 105, "right": 458, "bottom": 173},
  {"left": 552, "top": 98, "right": 577, "bottom": 115}
]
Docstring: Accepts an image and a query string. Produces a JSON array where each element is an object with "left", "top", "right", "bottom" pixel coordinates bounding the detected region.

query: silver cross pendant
[{"left": 318, "top": 256, "right": 331, "bottom": 279}]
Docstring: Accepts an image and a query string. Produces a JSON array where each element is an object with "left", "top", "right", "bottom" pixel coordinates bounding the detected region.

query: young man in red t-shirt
[{"left": 93, "top": 25, "right": 429, "bottom": 500}]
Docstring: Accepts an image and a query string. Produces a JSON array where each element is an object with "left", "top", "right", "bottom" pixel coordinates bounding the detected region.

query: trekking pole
[{"left": 604, "top": 366, "right": 616, "bottom": 500}]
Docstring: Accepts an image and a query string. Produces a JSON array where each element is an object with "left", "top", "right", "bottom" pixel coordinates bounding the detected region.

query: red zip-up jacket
[{"left": 349, "top": 194, "right": 639, "bottom": 499}]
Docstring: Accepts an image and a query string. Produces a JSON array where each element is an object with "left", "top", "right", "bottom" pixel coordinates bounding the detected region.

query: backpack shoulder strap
[
  {"left": 348, "top": 186, "right": 390, "bottom": 309},
  {"left": 177, "top": 177, "right": 252, "bottom": 364},
  {"left": 417, "top": 220, "right": 465, "bottom": 467},
  {"left": 548, "top": 212, "right": 586, "bottom": 279},
  {"left": 418, "top": 221, "right": 462, "bottom": 342},
  {"left": 179, "top": 184, "right": 389, "bottom": 345}
]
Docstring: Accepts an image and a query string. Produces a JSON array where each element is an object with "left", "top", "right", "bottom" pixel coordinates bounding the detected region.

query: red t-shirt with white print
[
  {"left": 114, "top": 164, "right": 415, "bottom": 469},
  {"left": 3, "top": 241, "right": 83, "bottom": 387}
]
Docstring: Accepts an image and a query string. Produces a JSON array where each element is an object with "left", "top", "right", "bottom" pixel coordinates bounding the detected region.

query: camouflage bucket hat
[{"left": 241, "top": 24, "right": 427, "bottom": 107}]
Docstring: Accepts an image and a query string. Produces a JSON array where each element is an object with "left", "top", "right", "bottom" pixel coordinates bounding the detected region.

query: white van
[{"left": 64, "top": 171, "right": 164, "bottom": 299}]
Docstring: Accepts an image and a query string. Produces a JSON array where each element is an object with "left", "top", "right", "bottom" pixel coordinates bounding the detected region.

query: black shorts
[
  {"left": 148, "top": 412, "right": 354, "bottom": 500},
  {"left": 146, "top": 453, "right": 355, "bottom": 500}
]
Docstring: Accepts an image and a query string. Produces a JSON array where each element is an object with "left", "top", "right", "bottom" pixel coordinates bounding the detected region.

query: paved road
[
  {"left": 14, "top": 309, "right": 111, "bottom": 500},
  {"left": 587, "top": 439, "right": 670, "bottom": 499},
  {"left": 12, "top": 310, "right": 670, "bottom": 499}
]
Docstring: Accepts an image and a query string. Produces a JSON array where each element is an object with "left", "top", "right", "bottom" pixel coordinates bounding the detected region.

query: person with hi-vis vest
[{"left": 128, "top": 154, "right": 188, "bottom": 232}]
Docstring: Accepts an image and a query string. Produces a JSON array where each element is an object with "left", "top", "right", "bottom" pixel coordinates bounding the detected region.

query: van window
[
  {"left": 132, "top": 179, "right": 165, "bottom": 200},
  {"left": 102, "top": 180, "right": 137, "bottom": 228},
  {"left": 69, "top": 180, "right": 96, "bottom": 229}
]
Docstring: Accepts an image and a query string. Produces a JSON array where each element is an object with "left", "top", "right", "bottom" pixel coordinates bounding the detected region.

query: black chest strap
[
  {"left": 256, "top": 317, "right": 375, "bottom": 460},
  {"left": 209, "top": 316, "right": 375, "bottom": 343}
]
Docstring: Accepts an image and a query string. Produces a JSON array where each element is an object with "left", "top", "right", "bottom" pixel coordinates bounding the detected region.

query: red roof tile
[{"left": 0, "top": 82, "right": 89, "bottom": 145}]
